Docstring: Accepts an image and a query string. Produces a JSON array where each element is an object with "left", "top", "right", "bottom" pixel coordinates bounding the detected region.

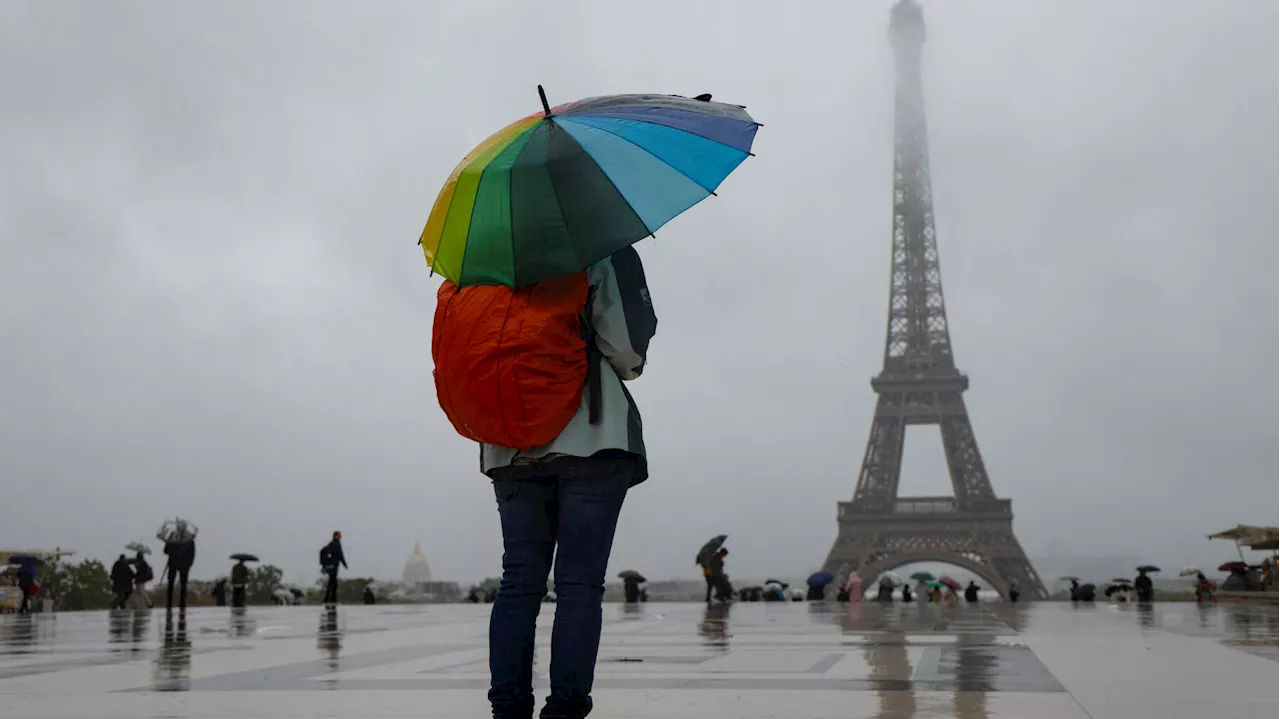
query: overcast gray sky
[{"left": 1, "top": 1, "right": 1275, "bottom": 586}]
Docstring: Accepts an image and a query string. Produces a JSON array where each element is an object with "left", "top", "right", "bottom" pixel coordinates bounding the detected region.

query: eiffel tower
[{"left": 822, "top": 0, "right": 1046, "bottom": 599}]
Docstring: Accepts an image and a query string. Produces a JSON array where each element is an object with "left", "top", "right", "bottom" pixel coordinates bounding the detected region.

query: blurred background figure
[
  {"left": 110, "top": 554, "right": 134, "bottom": 610},
  {"left": 320, "top": 531, "right": 347, "bottom": 606}
]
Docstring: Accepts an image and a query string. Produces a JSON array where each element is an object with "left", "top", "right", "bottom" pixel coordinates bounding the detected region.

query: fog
[{"left": 1, "top": 0, "right": 1275, "bottom": 585}]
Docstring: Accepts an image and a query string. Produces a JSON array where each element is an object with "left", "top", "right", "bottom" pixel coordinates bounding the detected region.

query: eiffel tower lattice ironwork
[{"left": 822, "top": 0, "right": 1046, "bottom": 599}]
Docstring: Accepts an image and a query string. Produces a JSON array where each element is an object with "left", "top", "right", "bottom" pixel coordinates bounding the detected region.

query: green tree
[
  {"left": 42, "top": 559, "right": 113, "bottom": 611},
  {"left": 245, "top": 564, "right": 284, "bottom": 605}
]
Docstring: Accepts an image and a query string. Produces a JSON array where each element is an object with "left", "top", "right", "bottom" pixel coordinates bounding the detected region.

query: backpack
[
  {"left": 432, "top": 272, "right": 600, "bottom": 450},
  {"left": 319, "top": 546, "right": 334, "bottom": 568}
]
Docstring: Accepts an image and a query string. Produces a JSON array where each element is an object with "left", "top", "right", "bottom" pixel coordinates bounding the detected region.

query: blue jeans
[{"left": 488, "top": 458, "right": 632, "bottom": 719}]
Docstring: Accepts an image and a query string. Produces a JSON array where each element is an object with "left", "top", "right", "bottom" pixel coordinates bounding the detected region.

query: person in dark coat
[
  {"left": 16, "top": 558, "right": 38, "bottom": 614},
  {"left": 701, "top": 549, "right": 729, "bottom": 603},
  {"left": 362, "top": 586, "right": 376, "bottom": 605},
  {"left": 230, "top": 559, "right": 250, "bottom": 607},
  {"left": 964, "top": 581, "right": 980, "bottom": 603},
  {"left": 211, "top": 578, "right": 228, "bottom": 607},
  {"left": 110, "top": 555, "right": 135, "bottom": 610},
  {"left": 320, "top": 531, "right": 347, "bottom": 605},
  {"left": 163, "top": 539, "right": 195, "bottom": 610},
  {"left": 876, "top": 579, "right": 895, "bottom": 602},
  {"left": 900, "top": 584, "right": 913, "bottom": 602},
  {"left": 1134, "top": 569, "right": 1154, "bottom": 602},
  {"left": 622, "top": 574, "right": 645, "bottom": 604},
  {"left": 1007, "top": 581, "right": 1020, "bottom": 603}
]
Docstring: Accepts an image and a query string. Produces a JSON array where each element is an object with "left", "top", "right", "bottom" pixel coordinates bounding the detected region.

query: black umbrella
[
  {"left": 763, "top": 578, "right": 789, "bottom": 588},
  {"left": 1110, "top": 578, "right": 1133, "bottom": 585},
  {"left": 1136, "top": 565, "right": 1160, "bottom": 573},
  {"left": 617, "top": 570, "right": 646, "bottom": 582},
  {"left": 695, "top": 535, "right": 728, "bottom": 565},
  {"left": 807, "top": 571, "right": 835, "bottom": 588},
  {"left": 6, "top": 555, "right": 44, "bottom": 566},
  {"left": 230, "top": 553, "right": 259, "bottom": 562}
]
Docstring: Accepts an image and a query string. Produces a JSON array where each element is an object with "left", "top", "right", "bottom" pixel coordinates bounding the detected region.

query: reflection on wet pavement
[
  {"left": 152, "top": 611, "right": 190, "bottom": 691},
  {"left": 0, "top": 601, "right": 1273, "bottom": 718}
]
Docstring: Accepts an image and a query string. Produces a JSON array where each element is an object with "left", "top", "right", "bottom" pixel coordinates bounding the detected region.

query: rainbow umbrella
[{"left": 420, "top": 86, "right": 759, "bottom": 287}]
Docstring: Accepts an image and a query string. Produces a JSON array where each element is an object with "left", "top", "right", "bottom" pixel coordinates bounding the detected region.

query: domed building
[{"left": 403, "top": 541, "right": 432, "bottom": 585}]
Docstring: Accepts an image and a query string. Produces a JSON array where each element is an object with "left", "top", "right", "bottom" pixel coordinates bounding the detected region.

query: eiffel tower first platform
[{"left": 822, "top": 1, "right": 1046, "bottom": 599}]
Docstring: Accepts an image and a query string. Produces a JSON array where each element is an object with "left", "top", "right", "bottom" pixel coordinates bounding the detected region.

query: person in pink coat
[{"left": 841, "top": 571, "right": 863, "bottom": 602}]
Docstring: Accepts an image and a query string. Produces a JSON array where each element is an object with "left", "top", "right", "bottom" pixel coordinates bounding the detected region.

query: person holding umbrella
[
  {"left": 422, "top": 87, "right": 758, "bottom": 719},
  {"left": 806, "top": 571, "right": 834, "bottom": 601},
  {"left": 1134, "top": 565, "right": 1158, "bottom": 602},
  {"left": 158, "top": 519, "right": 196, "bottom": 611},
  {"left": 617, "top": 571, "right": 646, "bottom": 604},
  {"left": 230, "top": 556, "right": 253, "bottom": 608},
  {"left": 13, "top": 556, "right": 39, "bottom": 614}
]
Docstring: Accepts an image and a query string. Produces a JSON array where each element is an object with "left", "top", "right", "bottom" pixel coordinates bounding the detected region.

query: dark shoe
[
  {"left": 490, "top": 694, "right": 535, "bottom": 719},
  {"left": 540, "top": 696, "right": 592, "bottom": 719}
]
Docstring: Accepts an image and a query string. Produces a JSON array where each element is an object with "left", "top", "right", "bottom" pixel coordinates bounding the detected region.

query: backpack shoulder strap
[{"left": 580, "top": 285, "right": 602, "bottom": 425}]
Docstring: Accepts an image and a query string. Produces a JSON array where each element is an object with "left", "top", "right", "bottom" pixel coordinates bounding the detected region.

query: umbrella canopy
[
  {"left": 909, "top": 571, "right": 935, "bottom": 582},
  {"left": 1206, "top": 524, "right": 1278, "bottom": 543},
  {"left": 1178, "top": 567, "right": 1202, "bottom": 578},
  {"left": 878, "top": 572, "right": 903, "bottom": 587},
  {"left": 1079, "top": 583, "right": 1097, "bottom": 593},
  {"left": 420, "top": 89, "right": 759, "bottom": 288},
  {"left": 1218, "top": 561, "right": 1249, "bottom": 572},
  {"left": 1104, "top": 584, "right": 1129, "bottom": 597},
  {"left": 5, "top": 555, "right": 44, "bottom": 566},
  {"left": 157, "top": 518, "right": 198, "bottom": 543},
  {"left": 125, "top": 542, "right": 151, "bottom": 555},
  {"left": 1136, "top": 565, "right": 1160, "bottom": 573},
  {"left": 1110, "top": 578, "right": 1133, "bottom": 585},
  {"left": 926, "top": 581, "right": 943, "bottom": 589},
  {"left": 938, "top": 576, "right": 962, "bottom": 591},
  {"left": 230, "top": 553, "right": 259, "bottom": 562},
  {"left": 807, "top": 571, "right": 835, "bottom": 588},
  {"left": 1058, "top": 575, "right": 1081, "bottom": 582},
  {"left": 695, "top": 535, "right": 728, "bottom": 566},
  {"left": 617, "top": 570, "right": 646, "bottom": 582}
]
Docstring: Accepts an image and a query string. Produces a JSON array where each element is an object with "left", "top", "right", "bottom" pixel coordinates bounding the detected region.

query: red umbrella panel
[{"left": 938, "top": 576, "right": 962, "bottom": 591}]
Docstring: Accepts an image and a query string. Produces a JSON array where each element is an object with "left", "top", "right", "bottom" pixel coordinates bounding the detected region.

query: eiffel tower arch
[{"left": 822, "top": 0, "right": 1047, "bottom": 599}]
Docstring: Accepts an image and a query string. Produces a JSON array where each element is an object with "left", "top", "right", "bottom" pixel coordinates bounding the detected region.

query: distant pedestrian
[
  {"left": 110, "top": 555, "right": 134, "bottom": 610},
  {"left": 130, "top": 551, "right": 154, "bottom": 610},
  {"left": 211, "top": 578, "right": 228, "bottom": 607},
  {"left": 1134, "top": 569, "right": 1154, "bottom": 602},
  {"left": 701, "top": 549, "right": 731, "bottom": 603},
  {"left": 162, "top": 538, "right": 195, "bottom": 610},
  {"left": 362, "top": 586, "right": 376, "bottom": 605},
  {"left": 901, "top": 584, "right": 913, "bottom": 603},
  {"left": 1007, "top": 581, "right": 1020, "bottom": 603},
  {"left": 964, "top": 581, "right": 980, "bottom": 603},
  {"left": 320, "top": 531, "right": 347, "bottom": 605},
  {"left": 842, "top": 571, "right": 863, "bottom": 603},
  {"left": 876, "top": 577, "right": 895, "bottom": 603},
  {"left": 15, "top": 558, "right": 37, "bottom": 615},
  {"left": 230, "top": 559, "right": 249, "bottom": 608}
]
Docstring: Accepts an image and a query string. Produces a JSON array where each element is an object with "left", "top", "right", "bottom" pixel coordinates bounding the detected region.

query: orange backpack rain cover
[{"left": 432, "top": 272, "right": 589, "bottom": 450}]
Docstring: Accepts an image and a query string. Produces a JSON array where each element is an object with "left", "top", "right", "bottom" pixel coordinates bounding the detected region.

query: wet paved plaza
[{"left": 0, "top": 601, "right": 1275, "bottom": 718}]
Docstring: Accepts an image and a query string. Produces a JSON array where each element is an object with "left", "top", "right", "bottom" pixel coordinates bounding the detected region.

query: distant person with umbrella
[
  {"left": 806, "top": 571, "right": 834, "bottom": 601},
  {"left": 320, "top": 532, "right": 347, "bottom": 606},
  {"left": 13, "top": 556, "right": 39, "bottom": 614},
  {"left": 1134, "top": 566, "right": 1158, "bottom": 602},
  {"left": 110, "top": 554, "right": 135, "bottom": 610},
  {"left": 696, "top": 536, "right": 730, "bottom": 603},
  {"left": 130, "top": 548, "right": 154, "bottom": 610},
  {"left": 230, "top": 556, "right": 253, "bottom": 608},
  {"left": 158, "top": 519, "right": 197, "bottom": 611},
  {"left": 618, "top": 571, "right": 646, "bottom": 603},
  {"left": 876, "top": 574, "right": 897, "bottom": 603}
]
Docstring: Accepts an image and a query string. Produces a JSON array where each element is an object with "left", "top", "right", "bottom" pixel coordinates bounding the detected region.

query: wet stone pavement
[{"left": 0, "top": 601, "right": 1275, "bottom": 718}]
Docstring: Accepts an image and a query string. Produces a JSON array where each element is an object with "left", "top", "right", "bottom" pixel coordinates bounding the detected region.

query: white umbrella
[
  {"left": 879, "top": 572, "right": 903, "bottom": 587},
  {"left": 125, "top": 541, "right": 151, "bottom": 555},
  {"left": 1178, "top": 566, "right": 1202, "bottom": 578},
  {"left": 156, "top": 518, "right": 198, "bottom": 543}
]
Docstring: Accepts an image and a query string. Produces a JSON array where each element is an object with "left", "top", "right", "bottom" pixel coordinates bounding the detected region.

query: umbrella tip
[{"left": 538, "top": 85, "right": 552, "bottom": 116}]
